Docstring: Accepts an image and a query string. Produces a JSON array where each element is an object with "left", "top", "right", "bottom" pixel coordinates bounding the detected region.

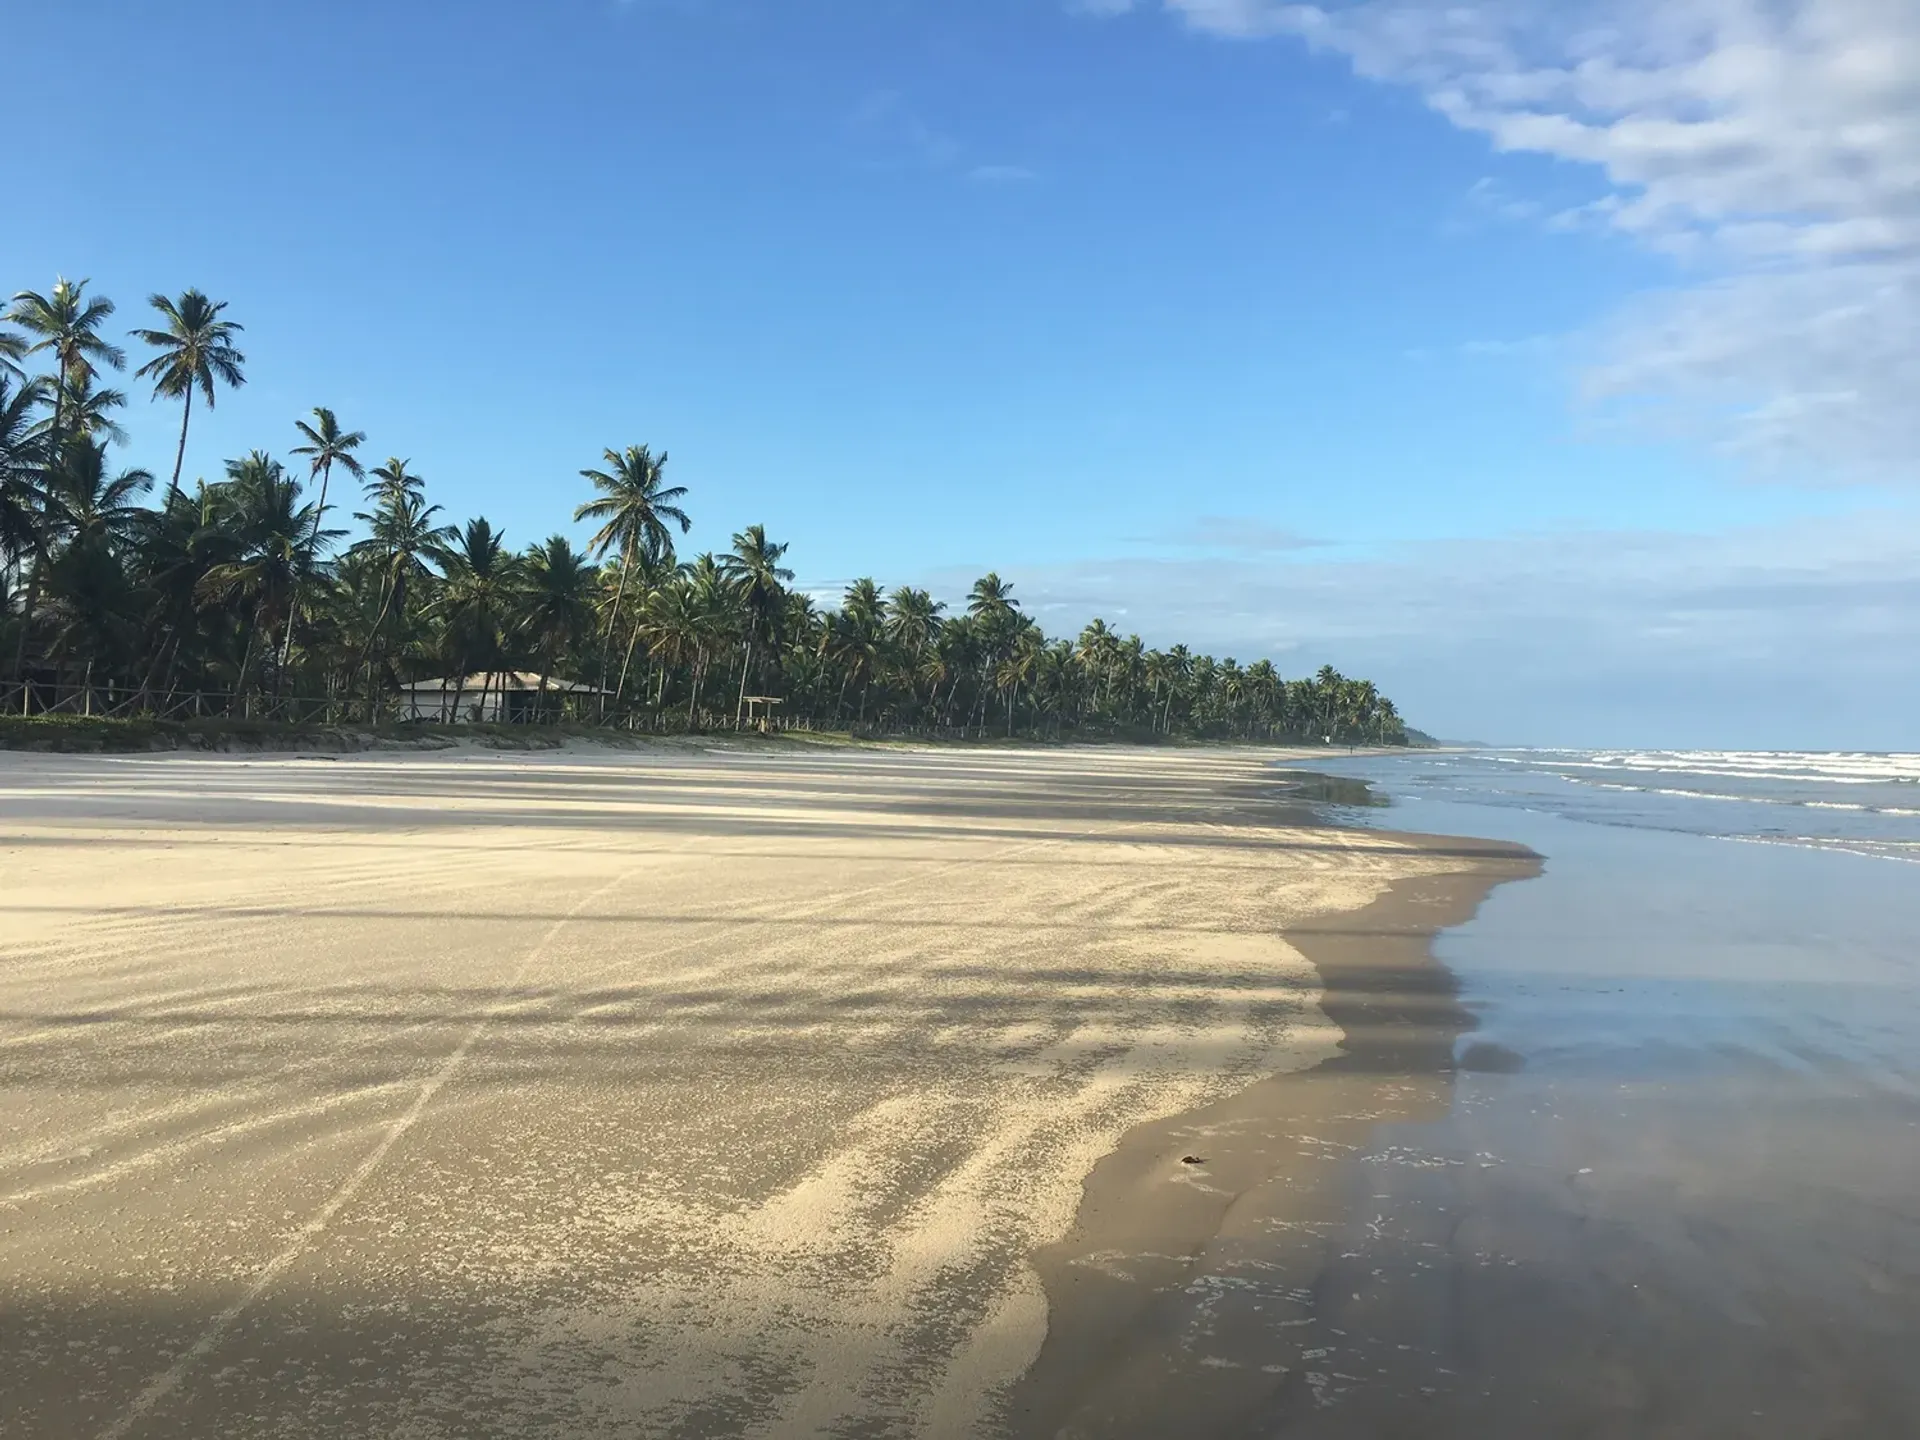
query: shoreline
[{"left": 1002, "top": 823, "right": 1540, "bottom": 1437}]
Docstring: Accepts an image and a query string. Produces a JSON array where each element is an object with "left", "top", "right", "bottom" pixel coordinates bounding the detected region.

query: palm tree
[
  {"left": 722, "top": 523, "right": 793, "bottom": 724},
  {"left": 995, "top": 621, "right": 1045, "bottom": 737},
  {"left": 196, "top": 454, "right": 330, "bottom": 699},
  {"left": 966, "top": 572, "right": 1019, "bottom": 626},
  {"left": 884, "top": 587, "right": 944, "bottom": 659},
  {"left": 681, "top": 553, "right": 738, "bottom": 723},
  {"left": 0, "top": 375, "right": 48, "bottom": 572},
  {"left": 431, "top": 518, "right": 516, "bottom": 721},
  {"left": 280, "top": 408, "right": 366, "bottom": 672},
  {"left": 290, "top": 408, "right": 366, "bottom": 553},
  {"left": 0, "top": 326, "right": 26, "bottom": 384},
  {"left": 822, "top": 580, "right": 885, "bottom": 723},
  {"left": 6, "top": 278, "right": 125, "bottom": 466},
  {"left": 597, "top": 543, "right": 677, "bottom": 711},
  {"left": 6, "top": 281, "right": 125, "bottom": 683},
  {"left": 518, "top": 536, "right": 597, "bottom": 716},
  {"left": 29, "top": 437, "right": 153, "bottom": 696},
  {"left": 364, "top": 457, "right": 426, "bottom": 512},
  {"left": 637, "top": 580, "right": 704, "bottom": 713},
  {"left": 130, "top": 290, "right": 246, "bottom": 501},
  {"left": 57, "top": 372, "right": 130, "bottom": 446},
  {"left": 576, "top": 445, "right": 689, "bottom": 706},
  {"left": 351, "top": 475, "right": 453, "bottom": 713},
  {"left": 45, "top": 439, "right": 153, "bottom": 550}
]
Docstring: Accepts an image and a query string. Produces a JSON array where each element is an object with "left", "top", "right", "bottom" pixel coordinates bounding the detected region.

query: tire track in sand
[{"left": 93, "top": 831, "right": 1066, "bottom": 1440}]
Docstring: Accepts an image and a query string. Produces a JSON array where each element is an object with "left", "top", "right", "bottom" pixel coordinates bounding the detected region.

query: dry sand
[{"left": 0, "top": 744, "right": 1510, "bottom": 1438}]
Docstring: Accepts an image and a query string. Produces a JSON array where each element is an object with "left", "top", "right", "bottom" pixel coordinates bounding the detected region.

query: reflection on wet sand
[{"left": 1004, "top": 851, "right": 1537, "bottom": 1436}]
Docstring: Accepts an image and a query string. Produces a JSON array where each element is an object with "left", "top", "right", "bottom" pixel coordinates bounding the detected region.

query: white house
[{"left": 395, "top": 672, "right": 609, "bottom": 723}]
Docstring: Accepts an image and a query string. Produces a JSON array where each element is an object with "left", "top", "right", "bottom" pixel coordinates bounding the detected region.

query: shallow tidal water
[{"left": 1269, "top": 749, "right": 1920, "bottom": 1437}]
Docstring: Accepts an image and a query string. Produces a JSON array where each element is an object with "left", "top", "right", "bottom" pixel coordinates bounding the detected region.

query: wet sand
[
  {"left": 1002, "top": 847, "right": 1539, "bottom": 1437},
  {"left": 0, "top": 744, "right": 1519, "bottom": 1439},
  {"left": 1026, "top": 753, "right": 1920, "bottom": 1440}
]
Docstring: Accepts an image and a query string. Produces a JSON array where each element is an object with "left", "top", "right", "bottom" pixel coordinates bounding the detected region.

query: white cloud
[
  {"left": 1101, "top": 0, "right": 1920, "bottom": 482},
  {"left": 968, "top": 164, "right": 1040, "bottom": 183}
]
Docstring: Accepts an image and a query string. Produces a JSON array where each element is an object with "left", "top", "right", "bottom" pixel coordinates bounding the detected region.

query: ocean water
[
  {"left": 1379, "top": 747, "right": 1920, "bottom": 864},
  {"left": 1286, "top": 748, "right": 1920, "bottom": 1089},
  {"left": 1259, "top": 749, "right": 1920, "bottom": 1435}
]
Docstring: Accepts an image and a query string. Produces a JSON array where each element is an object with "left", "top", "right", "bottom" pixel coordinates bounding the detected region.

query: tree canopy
[{"left": 0, "top": 274, "right": 1410, "bottom": 746}]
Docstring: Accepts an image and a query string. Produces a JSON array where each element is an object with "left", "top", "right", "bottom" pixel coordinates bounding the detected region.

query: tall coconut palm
[
  {"left": 884, "top": 587, "right": 944, "bottom": 659},
  {"left": 637, "top": 581, "right": 704, "bottom": 713},
  {"left": 518, "top": 536, "right": 597, "bottom": 715},
  {"left": 721, "top": 523, "right": 793, "bottom": 723},
  {"left": 431, "top": 518, "right": 516, "bottom": 720},
  {"left": 30, "top": 437, "right": 152, "bottom": 691},
  {"left": 575, "top": 445, "right": 689, "bottom": 705},
  {"left": 351, "top": 479, "right": 453, "bottom": 712},
  {"left": 884, "top": 587, "right": 945, "bottom": 713},
  {"left": 6, "top": 279, "right": 125, "bottom": 466},
  {"left": 995, "top": 621, "right": 1045, "bottom": 737},
  {"left": 282, "top": 409, "right": 366, "bottom": 671},
  {"left": 598, "top": 543, "right": 678, "bottom": 711},
  {"left": 363, "top": 457, "right": 426, "bottom": 512},
  {"left": 130, "top": 290, "right": 246, "bottom": 501},
  {"left": 290, "top": 408, "right": 366, "bottom": 552},
  {"left": 6, "top": 280, "right": 125, "bottom": 683},
  {"left": 57, "top": 372, "right": 130, "bottom": 447},
  {"left": 822, "top": 581, "right": 884, "bottom": 722},
  {"left": 681, "top": 553, "right": 739, "bottom": 723},
  {"left": 197, "top": 455, "right": 330, "bottom": 698}
]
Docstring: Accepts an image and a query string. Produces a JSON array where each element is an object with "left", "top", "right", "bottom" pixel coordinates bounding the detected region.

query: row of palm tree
[{"left": 1, "top": 275, "right": 1409, "bottom": 744}]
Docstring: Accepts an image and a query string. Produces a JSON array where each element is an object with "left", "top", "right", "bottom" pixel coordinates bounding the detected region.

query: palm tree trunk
[
  {"left": 279, "top": 456, "right": 334, "bottom": 680},
  {"left": 353, "top": 570, "right": 401, "bottom": 718},
  {"left": 735, "top": 638, "right": 753, "bottom": 728},
  {"left": 11, "top": 373, "right": 66, "bottom": 686},
  {"left": 235, "top": 609, "right": 262, "bottom": 715},
  {"left": 167, "top": 387, "right": 193, "bottom": 503},
  {"left": 614, "top": 629, "right": 644, "bottom": 712},
  {"left": 599, "top": 544, "right": 632, "bottom": 719}
]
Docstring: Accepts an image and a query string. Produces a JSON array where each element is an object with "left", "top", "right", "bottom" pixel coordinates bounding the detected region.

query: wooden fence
[{"left": 0, "top": 680, "right": 1013, "bottom": 741}]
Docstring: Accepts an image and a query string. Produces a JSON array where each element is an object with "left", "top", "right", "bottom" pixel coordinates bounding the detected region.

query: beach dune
[{"left": 1, "top": 745, "right": 1491, "bottom": 1438}]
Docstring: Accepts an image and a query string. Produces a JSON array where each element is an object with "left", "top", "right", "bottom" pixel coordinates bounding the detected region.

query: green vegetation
[{"left": 2, "top": 276, "right": 1409, "bottom": 745}]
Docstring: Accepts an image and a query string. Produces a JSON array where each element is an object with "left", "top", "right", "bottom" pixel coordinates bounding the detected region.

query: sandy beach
[{"left": 0, "top": 743, "right": 1523, "bottom": 1438}]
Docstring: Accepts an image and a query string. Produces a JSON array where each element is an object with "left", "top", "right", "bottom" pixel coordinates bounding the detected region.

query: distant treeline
[{"left": 1, "top": 277, "right": 1409, "bottom": 743}]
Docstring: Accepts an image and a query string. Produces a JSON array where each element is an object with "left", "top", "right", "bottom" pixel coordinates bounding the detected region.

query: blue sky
[{"left": 8, "top": 0, "right": 1917, "bottom": 747}]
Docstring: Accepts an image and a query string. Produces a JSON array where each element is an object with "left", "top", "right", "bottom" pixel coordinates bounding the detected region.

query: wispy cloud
[
  {"left": 968, "top": 164, "right": 1040, "bottom": 184},
  {"left": 847, "top": 89, "right": 963, "bottom": 172},
  {"left": 1087, "top": 0, "right": 1920, "bottom": 485},
  {"left": 923, "top": 505, "right": 1920, "bottom": 745},
  {"left": 1143, "top": 515, "right": 1325, "bottom": 554}
]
